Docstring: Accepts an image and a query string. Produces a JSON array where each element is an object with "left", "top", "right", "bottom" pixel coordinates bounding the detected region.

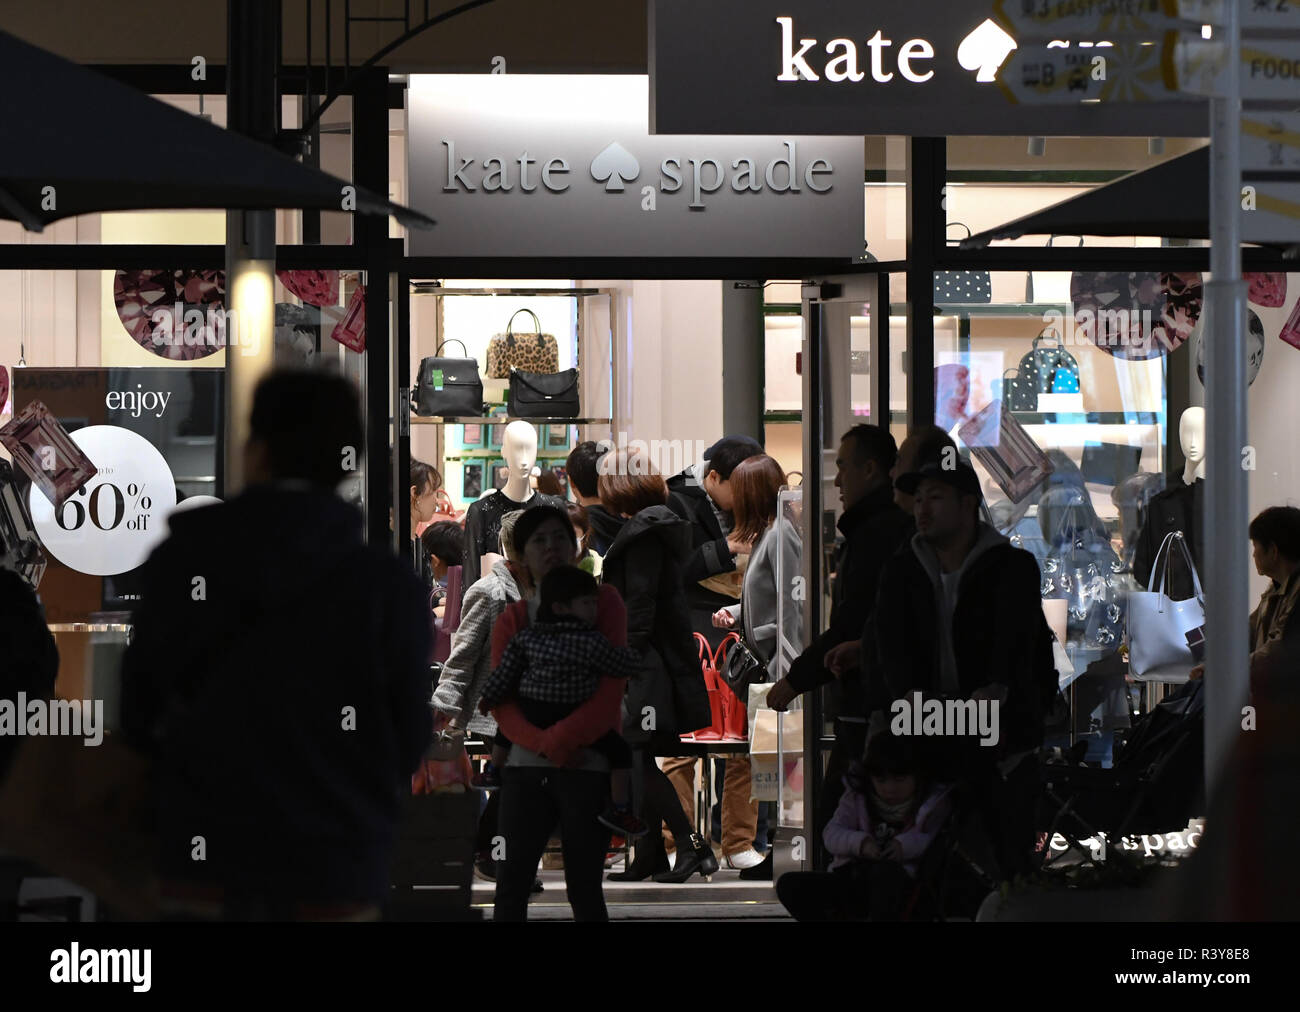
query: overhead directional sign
[
  {"left": 1241, "top": 111, "right": 1300, "bottom": 172},
  {"left": 1241, "top": 181, "right": 1300, "bottom": 243},
  {"left": 996, "top": 36, "right": 1191, "bottom": 102},
  {"left": 1174, "top": 37, "right": 1300, "bottom": 99},
  {"left": 992, "top": 0, "right": 1188, "bottom": 38}
]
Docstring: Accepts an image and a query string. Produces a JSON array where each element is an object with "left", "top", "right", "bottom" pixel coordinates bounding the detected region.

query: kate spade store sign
[
  {"left": 406, "top": 75, "right": 863, "bottom": 258},
  {"left": 648, "top": 0, "right": 1208, "bottom": 136}
]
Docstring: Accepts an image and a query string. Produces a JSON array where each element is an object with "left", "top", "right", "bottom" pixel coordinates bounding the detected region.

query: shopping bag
[
  {"left": 685, "top": 633, "right": 726, "bottom": 741},
  {"left": 411, "top": 749, "right": 473, "bottom": 795},
  {"left": 748, "top": 686, "right": 804, "bottom": 803},
  {"left": 1128, "top": 531, "right": 1206, "bottom": 682},
  {"left": 0, "top": 733, "right": 158, "bottom": 919}
]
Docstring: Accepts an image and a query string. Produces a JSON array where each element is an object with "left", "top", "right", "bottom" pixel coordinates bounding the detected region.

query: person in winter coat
[
  {"left": 776, "top": 733, "right": 952, "bottom": 921},
  {"left": 430, "top": 508, "right": 526, "bottom": 880},
  {"left": 599, "top": 448, "right": 718, "bottom": 884},
  {"left": 875, "top": 459, "right": 1056, "bottom": 881},
  {"left": 0, "top": 564, "right": 58, "bottom": 781},
  {"left": 566, "top": 440, "right": 625, "bottom": 555},
  {"left": 710, "top": 454, "right": 802, "bottom": 869},
  {"left": 488, "top": 505, "right": 629, "bottom": 922},
  {"left": 119, "top": 371, "right": 433, "bottom": 920}
]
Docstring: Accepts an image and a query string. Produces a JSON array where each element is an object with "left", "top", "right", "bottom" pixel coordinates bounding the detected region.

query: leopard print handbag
[{"left": 486, "top": 309, "right": 560, "bottom": 378}]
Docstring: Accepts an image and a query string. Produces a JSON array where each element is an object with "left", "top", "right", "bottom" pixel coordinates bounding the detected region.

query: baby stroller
[
  {"left": 1037, "top": 680, "right": 1205, "bottom": 866},
  {"left": 902, "top": 781, "right": 1006, "bottom": 921}
]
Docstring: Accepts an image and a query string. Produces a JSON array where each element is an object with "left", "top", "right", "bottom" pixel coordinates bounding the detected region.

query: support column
[
  {"left": 722, "top": 280, "right": 764, "bottom": 442},
  {"left": 224, "top": 0, "right": 280, "bottom": 494},
  {"left": 905, "top": 138, "right": 944, "bottom": 430},
  {"left": 1204, "top": 3, "right": 1250, "bottom": 804}
]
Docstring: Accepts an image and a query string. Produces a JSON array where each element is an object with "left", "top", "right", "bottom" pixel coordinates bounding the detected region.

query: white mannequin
[
  {"left": 1179, "top": 406, "right": 1206, "bottom": 486},
  {"left": 480, "top": 420, "right": 540, "bottom": 574}
]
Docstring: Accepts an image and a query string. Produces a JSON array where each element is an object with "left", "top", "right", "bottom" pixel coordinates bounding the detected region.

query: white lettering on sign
[
  {"left": 104, "top": 387, "right": 172, "bottom": 419},
  {"left": 438, "top": 138, "right": 834, "bottom": 211},
  {"left": 774, "top": 17, "right": 937, "bottom": 85}
]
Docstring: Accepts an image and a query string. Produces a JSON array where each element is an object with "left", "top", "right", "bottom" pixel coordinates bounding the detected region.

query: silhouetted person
[
  {"left": 0, "top": 568, "right": 58, "bottom": 781},
  {"left": 120, "top": 370, "right": 433, "bottom": 920},
  {"left": 874, "top": 460, "right": 1055, "bottom": 881}
]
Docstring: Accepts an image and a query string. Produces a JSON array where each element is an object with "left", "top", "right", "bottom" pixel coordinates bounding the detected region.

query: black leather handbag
[
  {"left": 720, "top": 633, "right": 768, "bottom": 694},
  {"left": 507, "top": 367, "right": 580, "bottom": 419},
  {"left": 412, "top": 340, "right": 484, "bottom": 417}
]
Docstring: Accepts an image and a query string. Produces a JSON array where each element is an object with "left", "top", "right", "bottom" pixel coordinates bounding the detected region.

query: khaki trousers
[{"left": 661, "top": 754, "right": 758, "bottom": 858}]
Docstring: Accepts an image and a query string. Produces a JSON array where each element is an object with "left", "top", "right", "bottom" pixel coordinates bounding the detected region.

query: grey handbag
[{"left": 1128, "top": 531, "right": 1206, "bottom": 682}]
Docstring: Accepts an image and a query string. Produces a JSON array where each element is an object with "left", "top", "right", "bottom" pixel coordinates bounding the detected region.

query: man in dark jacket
[
  {"left": 566, "top": 441, "right": 624, "bottom": 555},
  {"left": 766, "top": 425, "right": 912, "bottom": 854},
  {"left": 663, "top": 435, "right": 764, "bottom": 866},
  {"left": 119, "top": 371, "right": 433, "bottom": 919},
  {"left": 666, "top": 435, "right": 763, "bottom": 648},
  {"left": 876, "top": 460, "right": 1056, "bottom": 880}
]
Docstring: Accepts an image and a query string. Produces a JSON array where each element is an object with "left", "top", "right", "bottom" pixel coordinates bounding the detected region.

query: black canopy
[
  {"left": 0, "top": 29, "right": 433, "bottom": 231},
  {"left": 960, "top": 147, "right": 1214, "bottom": 247}
]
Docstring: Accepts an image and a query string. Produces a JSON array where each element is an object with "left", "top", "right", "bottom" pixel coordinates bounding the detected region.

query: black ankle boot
[
  {"left": 653, "top": 834, "right": 720, "bottom": 883},
  {"left": 608, "top": 841, "right": 669, "bottom": 882}
]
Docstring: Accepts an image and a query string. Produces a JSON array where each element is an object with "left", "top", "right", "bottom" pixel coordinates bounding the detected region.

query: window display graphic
[
  {"left": 1069, "top": 271, "right": 1203, "bottom": 361},
  {"left": 275, "top": 269, "right": 340, "bottom": 308},
  {"left": 0, "top": 400, "right": 97, "bottom": 509},
  {"left": 28, "top": 426, "right": 177, "bottom": 577},
  {"left": 113, "top": 268, "right": 226, "bottom": 361},
  {"left": 1196, "top": 309, "right": 1266, "bottom": 387},
  {"left": 0, "top": 459, "right": 48, "bottom": 589}
]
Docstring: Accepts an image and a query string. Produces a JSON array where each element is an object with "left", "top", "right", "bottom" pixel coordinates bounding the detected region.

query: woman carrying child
[{"left": 487, "top": 506, "right": 630, "bottom": 922}]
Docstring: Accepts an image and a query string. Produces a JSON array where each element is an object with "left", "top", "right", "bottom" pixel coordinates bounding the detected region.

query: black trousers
[
  {"left": 777, "top": 861, "right": 915, "bottom": 922},
  {"left": 493, "top": 767, "right": 612, "bottom": 922},
  {"left": 816, "top": 719, "right": 869, "bottom": 869}
]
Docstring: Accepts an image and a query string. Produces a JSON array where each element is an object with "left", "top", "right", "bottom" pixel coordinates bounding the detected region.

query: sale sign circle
[{"left": 29, "top": 425, "right": 177, "bottom": 576}]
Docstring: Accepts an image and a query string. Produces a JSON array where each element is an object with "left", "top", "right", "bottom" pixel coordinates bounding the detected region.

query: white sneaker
[{"left": 724, "top": 848, "right": 765, "bottom": 871}]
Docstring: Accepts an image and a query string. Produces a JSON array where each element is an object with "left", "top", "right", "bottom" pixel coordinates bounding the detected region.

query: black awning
[
  {"left": 960, "top": 147, "right": 1221, "bottom": 248},
  {"left": 0, "top": 30, "right": 433, "bottom": 232}
]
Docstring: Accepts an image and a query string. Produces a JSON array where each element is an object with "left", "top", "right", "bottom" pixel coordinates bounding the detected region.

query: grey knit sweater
[{"left": 431, "top": 559, "right": 521, "bottom": 736}]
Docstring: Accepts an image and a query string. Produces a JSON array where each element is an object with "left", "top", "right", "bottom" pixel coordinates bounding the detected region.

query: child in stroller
[{"left": 777, "top": 733, "right": 955, "bottom": 921}]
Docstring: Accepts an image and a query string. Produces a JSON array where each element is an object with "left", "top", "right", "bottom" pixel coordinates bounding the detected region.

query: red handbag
[{"left": 686, "top": 633, "right": 728, "bottom": 741}]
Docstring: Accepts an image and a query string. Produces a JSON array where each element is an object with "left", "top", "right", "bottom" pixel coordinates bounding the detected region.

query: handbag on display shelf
[
  {"left": 1128, "top": 531, "right": 1206, "bottom": 682},
  {"left": 1025, "top": 236, "right": 1083, "bottom": 304},
  {"left": 934, "top": 224, "right": 992, "bottom": 305},
  {"left": 430, "top": 488, "right": 465, "bottom": 523},
  {"left": 412, "top": 339, "right": 485, "bottom": 418},
  {"left": 486, "top": 309, "right": 560, "bottom": 378},
  {"left": 1038, "top": 486, "right": 1127, "bottom": 654},
  {"left": 1005, "top": 330, "right": 1081, "bottom": 414},
  {"left": 960, "top": 403, "right": 1053, "bottom": 503},
  {"left": 506, "top": 367, "right": 580, "bottom": 419}
]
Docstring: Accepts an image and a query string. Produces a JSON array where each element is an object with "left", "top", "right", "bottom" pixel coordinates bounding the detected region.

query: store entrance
[{"left": 396, "top": 269, "right": 894, "bottom": 919}]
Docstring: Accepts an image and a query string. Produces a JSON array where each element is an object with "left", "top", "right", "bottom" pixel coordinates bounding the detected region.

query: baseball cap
[{"left": 894, "top": 459, "right": 981, "bottom": 497}]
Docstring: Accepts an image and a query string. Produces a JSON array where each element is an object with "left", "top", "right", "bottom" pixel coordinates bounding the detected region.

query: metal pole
[
  {"left": 225, "top": 0, "right": 281, "bottom": 494},
  {"left": 1204, "top": 2, "right": 1249, "bottom": 805}
]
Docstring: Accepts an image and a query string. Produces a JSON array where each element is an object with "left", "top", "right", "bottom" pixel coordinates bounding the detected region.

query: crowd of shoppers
[{"left": 8, "top": 370, "right": 1286, "bottom": 922}]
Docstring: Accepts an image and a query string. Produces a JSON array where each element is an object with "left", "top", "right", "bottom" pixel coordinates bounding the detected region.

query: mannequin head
[
  {"left": 1179, "top": 407, "right": 1206, "bottom": 482},
  {"left": 502, "top": 421, "right": 539, "bottom": 496}
]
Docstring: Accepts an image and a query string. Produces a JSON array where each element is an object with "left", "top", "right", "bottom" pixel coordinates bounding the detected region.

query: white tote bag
[{"left": 1127, "top": 531, "right": 1205, "bottom": 682}]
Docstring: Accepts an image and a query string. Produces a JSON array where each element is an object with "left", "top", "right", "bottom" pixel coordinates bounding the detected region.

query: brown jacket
[{"left": 1249, "top": 567, "right": 1300, "bottom": 679}]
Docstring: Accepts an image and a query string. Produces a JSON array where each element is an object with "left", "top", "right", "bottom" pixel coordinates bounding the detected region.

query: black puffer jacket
[
  {"left": 600, "top": 505, "right": 710, "bottom": 746},
  {"left": 120, "top": 484, "right": 433, "bottom": 904},
  {"left": 0, "top": 570, "right": 59, "bottom": 779}
]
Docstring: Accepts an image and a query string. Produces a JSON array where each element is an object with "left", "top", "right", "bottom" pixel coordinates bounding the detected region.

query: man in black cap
[{"left": 872, "top": 459, "right": 1056, "bottom": 881}]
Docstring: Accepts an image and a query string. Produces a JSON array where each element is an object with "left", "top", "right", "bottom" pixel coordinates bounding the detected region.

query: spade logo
[
  {"left": 590, "top": 141, "right": 640, "bottom": 192},
  {"left": 958, "top": 19, "right": 1017, "bottom": 83}
]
